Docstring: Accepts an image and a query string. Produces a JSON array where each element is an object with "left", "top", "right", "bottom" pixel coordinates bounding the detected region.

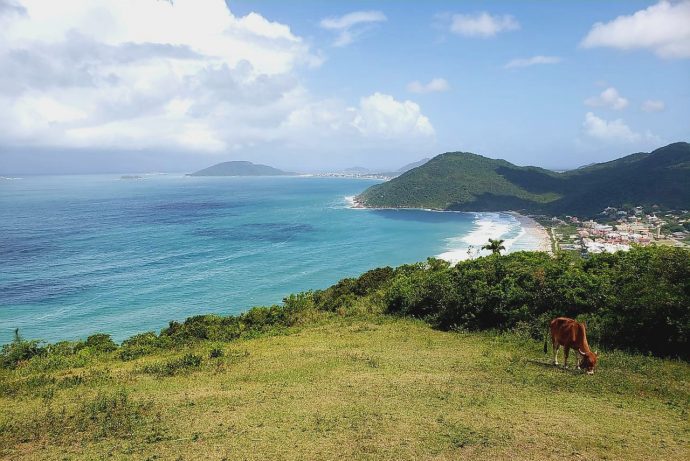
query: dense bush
[
  {"left": 380, "top": 246, "right": 689, "bottom": 358},
  {"left": 591, "top": 247, "right": 689, "bottom": 355}
]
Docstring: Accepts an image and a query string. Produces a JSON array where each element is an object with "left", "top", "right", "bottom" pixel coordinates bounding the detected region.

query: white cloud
[
  {"left": 319, "top": 10, "right": 386, "bottom": 47},
  {"left": 504, "top": 55, "right": 561, "bottom": 69},
  {"left": 582, "top": 112, "right": 659, "bottom": 145},
  {"left": 449, "top": 12, "right": 519, "bottom": 38},
  {"left": 0, "top": 1, "right": 433, "bottom": 155},
  {"left": 353, "top": 93, "right": 435, "bottom": 138},
  {"left": 0, "top": 0, "right": 316, "bottom": 152},
  {"left": 282, "top": 93, "right": 435, "bottom": 142},
  {"left": 585, "top": 87, "right": 629, "bottom": 110},
  {"left": 406, "top": 78, "right": 450, "bottom": 94},
  {"left": 581, "top": 1, "right": 690, "bottom": 59},
  {"left": 642, "top": 99, "right": 665, "bottom": 112}
]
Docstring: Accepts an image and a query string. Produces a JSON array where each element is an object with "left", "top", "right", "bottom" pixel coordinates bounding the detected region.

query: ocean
[{"left": 0, "top": 174, "right": 533, "bottom": 344}]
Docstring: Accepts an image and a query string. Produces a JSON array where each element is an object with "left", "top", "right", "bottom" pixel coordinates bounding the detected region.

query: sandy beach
[
  {"left": 434, "top": 211, "right": 553, "bottom": 264},
  {"left": 507, "top": 212, "right": 553, "bottom": 254}
]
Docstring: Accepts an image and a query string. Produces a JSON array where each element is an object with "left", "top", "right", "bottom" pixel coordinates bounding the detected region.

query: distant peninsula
[
  {"left": 396, "top": 158, "right": 429, "bottom": 173},
  {"left": 356, "top": 142, "right": 690, "bottom": 217},
  {"left": 189, "top": 161, "right": 294, "bottom": 177}
]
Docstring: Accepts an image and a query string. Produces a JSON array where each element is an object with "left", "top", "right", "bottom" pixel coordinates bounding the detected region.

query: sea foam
[{"left": 437, "top": 213, "right": 523, "bottom": 263}]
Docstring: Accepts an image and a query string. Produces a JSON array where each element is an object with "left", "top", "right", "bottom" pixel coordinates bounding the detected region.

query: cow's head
[{"left": 578, "top": 349, "right": 598, "bottom": 374}]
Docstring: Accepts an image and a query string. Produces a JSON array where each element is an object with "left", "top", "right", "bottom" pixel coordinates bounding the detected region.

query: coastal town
[
  {"left": 537, "top": 206, "right": 690, "bottom": 255},
  {"left": 312, "top": 171, "right": 394, "bottom": 180}
]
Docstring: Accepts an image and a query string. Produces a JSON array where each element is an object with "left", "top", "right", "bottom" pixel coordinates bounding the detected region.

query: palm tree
[{"left": 482, "top": 238, "right": 506, "bottom": 255}]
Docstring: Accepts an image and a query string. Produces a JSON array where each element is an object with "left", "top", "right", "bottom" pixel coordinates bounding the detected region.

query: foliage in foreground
[
  {"left": 1, "top": 246, "right": 689, "bottom": 371},
  {"left": 382, "top": 246, "right": 689, "bottom": 358}
]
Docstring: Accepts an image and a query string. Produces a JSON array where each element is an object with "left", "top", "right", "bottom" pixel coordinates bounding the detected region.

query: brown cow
[{"left": 544, "top": 317, "right": 598, "bottom": 374}]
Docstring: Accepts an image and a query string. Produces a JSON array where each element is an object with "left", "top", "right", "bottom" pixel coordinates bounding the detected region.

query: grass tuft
[{"left": 140, "top": 353, "right": 203, "bottom": 377}]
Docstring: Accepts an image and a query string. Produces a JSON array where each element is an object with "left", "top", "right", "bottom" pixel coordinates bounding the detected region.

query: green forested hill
[{"left": 357, "top": 142, "right": 690, "bottom": 215}]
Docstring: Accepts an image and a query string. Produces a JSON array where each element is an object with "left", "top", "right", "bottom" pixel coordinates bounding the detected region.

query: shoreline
[
  {"left": 506, "top": 211, "right": 553, "bottom": 255},
  {"left": 349, "top": 197, "right": 553, "bottom": 258}
]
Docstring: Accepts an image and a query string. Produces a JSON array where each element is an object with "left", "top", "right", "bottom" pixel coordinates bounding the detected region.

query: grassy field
[{"left": 1, "top": 314, "right": 689, "bottom": 460}]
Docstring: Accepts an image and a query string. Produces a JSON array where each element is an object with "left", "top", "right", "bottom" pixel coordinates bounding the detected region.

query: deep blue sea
[{"left": 0, "top": 174, "right": 527, "bottom": 344}]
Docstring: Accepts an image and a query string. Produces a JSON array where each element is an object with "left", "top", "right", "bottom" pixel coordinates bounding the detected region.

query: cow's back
[{"left": 550, "top": 317, "right": 580, "bottom": 347}]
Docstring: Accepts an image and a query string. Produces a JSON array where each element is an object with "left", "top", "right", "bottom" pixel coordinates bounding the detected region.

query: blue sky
[{"left": 0, "top": 0, "right": 688, "bottom": 173}]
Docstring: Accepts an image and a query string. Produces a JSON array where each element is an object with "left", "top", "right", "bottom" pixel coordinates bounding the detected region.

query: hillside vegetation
[
  {"left": 357, "top": 142, "right": 690, "bottom": 216},
  {"left": 2, "top": 246, "right": 689, "bottom": 459}
]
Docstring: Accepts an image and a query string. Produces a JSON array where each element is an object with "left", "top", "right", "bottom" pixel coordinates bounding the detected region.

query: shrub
[
  {"left": 352, "top": 266, "right": 396, "bottom": 296},
  {"left": 240, "top": 306, "right": 288, "bottom": 330},
  {"left": 46, "top": 340, "right": 83, "bottom": 356},
  {"left": 209, "top": 348, "right": 224, "bottom": 359},
  {"left": 119, "top": 332, "right": 170, "bottom": 361},
  {"left": 282, "top": 291, "right": 317, "bottom": 323},
  {"left": 0, "top": 329, "right": 46, "bottom": 369},
  {"left": 312, "top": 266, "right": 396, "bottom": 311},
  {"left": 160, "top": 315, "right": 243, "bottom": 343},
  {"left": 79, "top": 333, "right": 118, "bottom": 353}
]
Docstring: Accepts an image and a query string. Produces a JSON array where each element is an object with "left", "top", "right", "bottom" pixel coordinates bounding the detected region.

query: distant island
[
  {"left": 187, "top": 158, "right": 434, "bottom": 180},
  {"left": 356, "top": 142, "right": 690, "bottom": 217},
  {"left": 342, "top": 166, "right": 371, "bottom": 174},
  {"left": 188, "top": 161, "right": 295, "bottom": 177}
]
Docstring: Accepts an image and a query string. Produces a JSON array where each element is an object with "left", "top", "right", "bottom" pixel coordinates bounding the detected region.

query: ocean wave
[
  {"left": 336, "top": 195, "right": 366, "bottom": 210},
  {"left": 437, "top": 212, "right": 524, "bottom": 263}
]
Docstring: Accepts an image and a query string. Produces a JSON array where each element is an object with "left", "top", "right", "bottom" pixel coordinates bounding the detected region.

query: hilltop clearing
[{"left": 1, "top": 316, "right": 688, "bottom": 460}]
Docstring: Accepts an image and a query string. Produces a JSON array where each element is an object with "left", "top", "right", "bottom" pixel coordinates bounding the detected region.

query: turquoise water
[{"left": 0, "top": 175, "right": 523, "bottom": 344}]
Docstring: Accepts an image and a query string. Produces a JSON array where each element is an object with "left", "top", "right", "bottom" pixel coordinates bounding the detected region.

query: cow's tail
[{"left": 543, "top": 328, "right": 548, "bottom": 354}]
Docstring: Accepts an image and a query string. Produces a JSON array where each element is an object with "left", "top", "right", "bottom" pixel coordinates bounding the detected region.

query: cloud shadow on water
[{"left": 192, "top": 223, "right": 316, "bottom": 243}]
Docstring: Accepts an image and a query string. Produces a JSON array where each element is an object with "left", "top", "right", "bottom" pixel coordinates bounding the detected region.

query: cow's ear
[{"left": 594, "top": 350, "right": 599, "bottom": 356}]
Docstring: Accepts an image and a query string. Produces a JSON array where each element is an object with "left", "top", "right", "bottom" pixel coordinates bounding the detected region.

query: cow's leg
[
  {"left": 552, "top": 342, "right": 560, "bottom": 365},
  {"left": 563, "top": 346, "right": 570, "bottom": 368}
]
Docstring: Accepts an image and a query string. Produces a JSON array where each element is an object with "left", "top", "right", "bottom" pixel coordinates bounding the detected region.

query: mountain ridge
[{"left": 356, "top": 142, "right": 690, "bottom": 216}]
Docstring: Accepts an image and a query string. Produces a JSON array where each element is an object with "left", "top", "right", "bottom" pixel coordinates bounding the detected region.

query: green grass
[{"left": 1, "top": 314, "right": 688, "bottom": 460}]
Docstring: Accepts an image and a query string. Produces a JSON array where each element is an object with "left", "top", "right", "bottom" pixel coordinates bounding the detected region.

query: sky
[{"left": 0, "top": 0, "right": 688, "bottom": 174}]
